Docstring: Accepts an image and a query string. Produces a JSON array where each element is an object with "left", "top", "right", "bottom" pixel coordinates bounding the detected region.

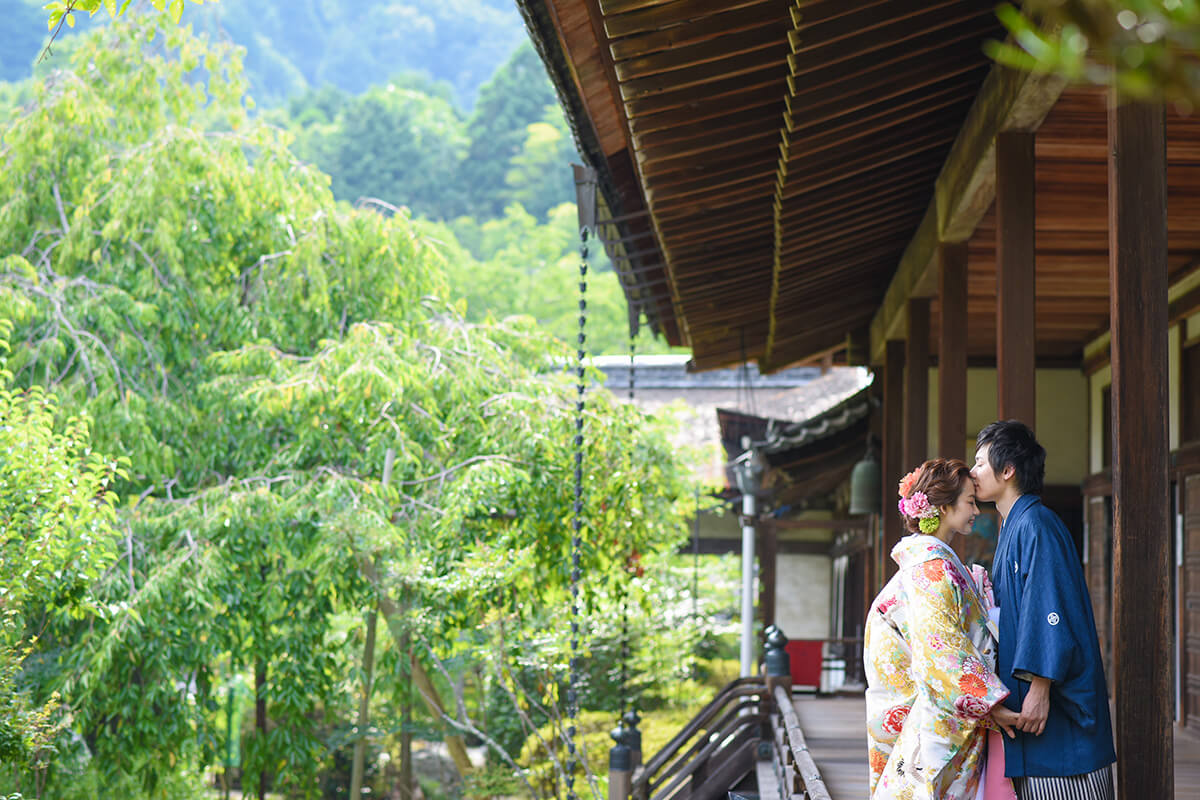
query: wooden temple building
[{"left": 518, "top": 0, "right": 1193, "bottom": 796}]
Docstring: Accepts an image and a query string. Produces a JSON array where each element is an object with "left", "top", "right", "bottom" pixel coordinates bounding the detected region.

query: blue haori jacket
[{"left": 991, "top": 494, "right": 1116, "bottom": 778}]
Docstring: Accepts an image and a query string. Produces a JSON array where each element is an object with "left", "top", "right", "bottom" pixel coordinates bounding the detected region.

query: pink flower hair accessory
[
  {"left": 897, "top": 481, "right": 942, "bottom": 534},
  {"left": 899, "top": 491, "right": 938, "bottom": 520}
]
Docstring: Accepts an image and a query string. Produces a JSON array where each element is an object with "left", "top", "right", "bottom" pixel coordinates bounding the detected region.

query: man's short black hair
[{"left": 976, "top": 420, "right": 1046, "bottom": 496}]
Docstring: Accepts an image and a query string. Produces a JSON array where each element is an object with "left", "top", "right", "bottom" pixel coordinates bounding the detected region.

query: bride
[{"left": 865, "top": 458, "right": 1018, "bottom": 800}]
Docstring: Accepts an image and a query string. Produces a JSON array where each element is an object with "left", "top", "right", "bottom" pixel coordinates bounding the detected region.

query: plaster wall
[
  {"left": 925, "top": 367, "right": 1089, "bottom": 485},
  {"left": 1088, "top": 364, "right": 1112, "bottom": 475},
  {"left": 774, "top": 553, "right": 832, "bottom": 639},
  {"left": 1087, "top": 322, "right": 1182, "bottom": 474}
]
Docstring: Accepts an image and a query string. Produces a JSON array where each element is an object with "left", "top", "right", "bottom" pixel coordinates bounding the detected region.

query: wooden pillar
[
  {"left": 1108, "top": 94, "right": 1171, "bottom": 797},
  {"left": 882, "top": 340, "right": 905, "bottom": 577},
  {"left": 938, "top": 243, "right": 968, "bottom": 459},
  {"left": 758, "top": 524, "right": 777, "bottom": 630},
  {"left": 995, "top": 131, "right": 1037, "bottom": 428},
  {"left": 904, "top": 299, "right": 930, "bottom": 469}
]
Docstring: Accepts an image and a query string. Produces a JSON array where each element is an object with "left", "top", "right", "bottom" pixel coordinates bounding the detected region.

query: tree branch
[
  {"left": 396, "top": 454, "right": 520, "bottom": 487},
  {"left": 51, "top": 179, "right": 70, "bottom": 236},
  {"left": 419, "top": 639, "right": 542, "bottom": 799}
]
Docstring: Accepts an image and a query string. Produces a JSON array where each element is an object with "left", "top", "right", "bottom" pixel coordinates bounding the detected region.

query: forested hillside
[{"left": 0, "top": 0, "right": 525, "bottom": 105}]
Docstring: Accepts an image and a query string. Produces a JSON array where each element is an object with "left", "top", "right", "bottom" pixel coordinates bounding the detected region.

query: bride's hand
[{"left": 991, "top": 705, "right": 1018, "bottom": 739}]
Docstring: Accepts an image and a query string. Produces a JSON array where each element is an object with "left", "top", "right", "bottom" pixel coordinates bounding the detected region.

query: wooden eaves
[{"left": 518, "top": 0, "right": 1006, "bottom": 371}]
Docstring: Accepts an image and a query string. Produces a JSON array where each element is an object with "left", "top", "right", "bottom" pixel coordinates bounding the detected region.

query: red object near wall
[{"left": 786, "top": 639, "right": 823, "bottom": 688}]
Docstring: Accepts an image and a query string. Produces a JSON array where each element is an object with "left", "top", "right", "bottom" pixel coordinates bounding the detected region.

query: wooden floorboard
[
  {"left": 1176, "top": 725, "right": 1200, "bottom": 799},
  {"left": 789, "top": 694, "right": 1200, "bottom": 799},
  {"left": 791, "top": 694, "right": 870, "bottom": 800}
]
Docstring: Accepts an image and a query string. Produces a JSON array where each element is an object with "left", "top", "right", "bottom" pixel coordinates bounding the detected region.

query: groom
[{"left": 971, "top": 420, "right": 1116, "bottom": 800}]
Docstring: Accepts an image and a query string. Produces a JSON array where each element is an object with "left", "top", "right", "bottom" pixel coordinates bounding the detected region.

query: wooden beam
[
  {"left": 623, "top": 64, "right": 787, "bottom": 119},
  {"left": 608, "top": 1, "right": 782, "bottom": 62},
  {"left": 790, "top": 0, "right": 972, "bottom": 56},
  {"left": 938, "top": 243, "right": 968, "bottom": 459},
  {"left": 996, "top": 131, "right": 1037, "bottom": 428},
  {"left": 904, "top": 299, "right": 930, "bottom": 468},
  {"left": 603, "top": 0, "right": 768, "bottom": 39},
  {"left": 869, "top": 67, "right": 1066, "bottom": 361},
  {"left": 882, "top": 340, "right": 905, "bottom": 578},
  {"left": 618, "top": 44, "right": 790, "bottom": 102},
  {"left": 613, "top": 23, "right": 785, "bottom": 83},
  {"left": 1108, "top": 94, "right": 1172, "bottom": 800}
]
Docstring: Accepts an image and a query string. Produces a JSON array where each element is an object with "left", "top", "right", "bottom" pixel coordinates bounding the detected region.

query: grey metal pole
[{"left": 739, "top": 488, "right": 756, "bottom": 678}]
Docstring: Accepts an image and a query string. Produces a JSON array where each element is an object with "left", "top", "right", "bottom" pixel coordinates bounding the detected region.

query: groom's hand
[
  {"left": 1017, "top": 675, "right": 1051, "bottom": 735},
  {"left": 991, "top": 705, "right": 1019, "bottom": 739}
]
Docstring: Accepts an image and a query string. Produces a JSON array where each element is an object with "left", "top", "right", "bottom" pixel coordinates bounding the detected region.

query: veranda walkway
[{"left": 791, "top": 695, "right": 1200, "bottom": 799}]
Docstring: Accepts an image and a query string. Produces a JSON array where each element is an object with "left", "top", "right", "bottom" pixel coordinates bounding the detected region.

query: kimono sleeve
[
  {"left": 907, "top": 559, "right": 1009, "bottom": 722},
  {"left": 1010, "top": 525, "right": 1079, "bottom": 684}
]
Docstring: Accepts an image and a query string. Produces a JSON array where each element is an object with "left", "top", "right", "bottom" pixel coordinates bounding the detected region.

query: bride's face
[{"left": 941, "top": 482, "right": 979, "bottom": 536}]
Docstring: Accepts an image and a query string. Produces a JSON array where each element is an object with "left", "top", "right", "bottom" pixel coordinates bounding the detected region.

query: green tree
[
  {"left": 460, "top": 42, "right": 570, "bottom": 219},
  {"left": 436, "top": 205, "right": 677, "bottom": 355},
  {"left": 284, "top": 80, "right": 468, "bottom": 218},
  {"left": 0, "top": 319, "right": 127, "bottom": 794},
  {"left": 1, "top": 17, "right": 692, "bottom": 796},
  {"left": 339, "top": 86, "right": 466, "bottom": 216},
  {"left": 504, "top": 107, "right": 578, "bottom": 220}
]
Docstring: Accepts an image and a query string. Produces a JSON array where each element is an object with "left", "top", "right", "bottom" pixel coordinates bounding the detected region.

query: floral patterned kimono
[{"left": 865, "top": 535, "right": 1010, "bottom": 800}]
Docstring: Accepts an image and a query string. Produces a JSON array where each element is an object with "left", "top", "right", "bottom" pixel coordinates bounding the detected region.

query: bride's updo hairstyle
[{"left": 898, "top": 457, "right": 971, "bottom": 534}]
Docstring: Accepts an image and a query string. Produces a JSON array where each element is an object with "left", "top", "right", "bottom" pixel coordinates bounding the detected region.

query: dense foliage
[
  {"left": 0, "top": 17, "right": 700, "bottom": 798},
  {"left": 6, "top": 2, "right": 680, "bottom": 356},
  {"left": 988, "top": 2, "right": 1200, "bottom": 107},
  {"left": 0, "top": 319, "right": 126, "bottom": 797}
]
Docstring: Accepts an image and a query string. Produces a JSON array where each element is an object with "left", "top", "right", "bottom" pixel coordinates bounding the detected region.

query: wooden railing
[
  {"left": 767, "top": 684, "right": 833, "bottom": 800},
  {"left": 630, "top": 677, "right": 766, "bottom": 800},
  {"left": 619, "top": 676, "right": 833, "bottom": 800}
]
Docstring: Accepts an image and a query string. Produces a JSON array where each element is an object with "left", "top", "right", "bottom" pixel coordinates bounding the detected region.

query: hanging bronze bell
[{"left": 848, "top": 442, "right": 881, "bottom": 515}]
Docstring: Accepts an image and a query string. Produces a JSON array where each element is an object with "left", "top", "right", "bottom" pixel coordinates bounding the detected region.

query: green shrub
[{"left": 516, "top": 704, "right": 708, "bottom": 794}]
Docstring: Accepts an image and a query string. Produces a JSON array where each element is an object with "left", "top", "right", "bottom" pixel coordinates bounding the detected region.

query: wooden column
[
  {"left": 995, "top": 131, "right": 1037, "bottom": 428},
  {"left": 1108, "top": 95, "right": 1171, "bottom": 797},
  {"left": 758, "top": 525, "right": 777, "bottom": 630},
  {"left": 904, "top": 300, "right": 930, "bottom": 469},
  {"left": 882, "top": 340, "right": 905, "bottom": 577},
  {"left": 938, "top": 243, "right": 968, "bottom": 459}
]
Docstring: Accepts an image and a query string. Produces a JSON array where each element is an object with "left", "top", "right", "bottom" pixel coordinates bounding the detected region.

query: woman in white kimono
[{"left": 865, "top": 458, "right": 1019, "bottom": 800}]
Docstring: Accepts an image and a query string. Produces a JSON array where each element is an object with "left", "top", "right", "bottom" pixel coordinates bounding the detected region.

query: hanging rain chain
[
  {"left": 567, "top": 225, "right": 589, "bottom": 800},
  {"left": 619, "top": 328, "right": 635, "bottom": 719}
]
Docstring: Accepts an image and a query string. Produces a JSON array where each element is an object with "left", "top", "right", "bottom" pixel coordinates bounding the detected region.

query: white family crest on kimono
[{"left": 865, "top": 535, "right": 1009, "bottom": 800}]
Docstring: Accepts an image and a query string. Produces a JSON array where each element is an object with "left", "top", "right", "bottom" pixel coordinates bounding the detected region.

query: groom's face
[{"left": 970, "top": 444, "right": 1003, "bottom": 502}]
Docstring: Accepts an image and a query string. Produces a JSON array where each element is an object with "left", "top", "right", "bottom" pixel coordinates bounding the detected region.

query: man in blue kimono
[{"left": 971, "top": 420, "right": 1116, "bottom": 800}]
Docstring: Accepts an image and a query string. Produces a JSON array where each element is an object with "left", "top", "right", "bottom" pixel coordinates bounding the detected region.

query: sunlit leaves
[
  {"left": 44, "top": 0, "right": 193, "bottom": 30},
  {"left": 988, "top": 1, "right": 1200, "bottom": 108}
]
